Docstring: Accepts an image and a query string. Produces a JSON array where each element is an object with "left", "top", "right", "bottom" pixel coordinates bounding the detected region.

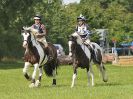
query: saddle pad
[{"left": 81, "top": 44, "right": 91, "bottom": 59}]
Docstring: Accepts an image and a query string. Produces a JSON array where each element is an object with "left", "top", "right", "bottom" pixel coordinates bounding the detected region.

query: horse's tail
[
  {"left": 43, "top": 62, "right": 53, "bottom": 77},
  {"left": 43, "top": 59, "right": 59, "bottom": 77},
  {"left": 43, "top": 42, "right": 59, "bottom": 77}
]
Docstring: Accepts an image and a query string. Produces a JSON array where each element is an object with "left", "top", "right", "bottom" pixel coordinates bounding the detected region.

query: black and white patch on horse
[
  {"left": 68, "top": 34, "right": 108, "bottom": 88},
  {"left": 91, "top": 42, "right": 103, "bottom": 63},
  {"left": 68, "top": 36, "right": 93, "bottom": 88},
  {"left": 21, "top": 27, "right": 58, "bottom": 88}
]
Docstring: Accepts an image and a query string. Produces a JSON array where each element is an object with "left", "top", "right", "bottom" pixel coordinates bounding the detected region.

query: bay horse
[
  {"left": 21, "top": 27, "right": 58, "bottom": 88},
  {"left": 68, "top": 34, "right": 108, "bottom": 88}
]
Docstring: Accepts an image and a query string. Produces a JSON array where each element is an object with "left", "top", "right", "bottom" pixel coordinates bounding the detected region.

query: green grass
[{"left": 0, "top": 62, "right": 133, "bottom": 99}]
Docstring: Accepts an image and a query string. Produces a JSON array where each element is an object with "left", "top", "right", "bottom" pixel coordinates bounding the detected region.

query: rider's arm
[
  {"left": 38, "top": 24, "right": 47, "bottom": 36},
  {"left": 75, "top": 25, "right": 78, "bottom": 32}
]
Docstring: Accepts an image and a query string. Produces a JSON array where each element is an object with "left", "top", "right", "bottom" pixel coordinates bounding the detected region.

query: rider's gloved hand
[{"left": 82, "top": 38, "right": 86, "bottom": 42}]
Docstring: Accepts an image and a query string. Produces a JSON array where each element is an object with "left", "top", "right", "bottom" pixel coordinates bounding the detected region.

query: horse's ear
[
  {"left": 21, "top": 27, "right": 24, "bottom": 35},
  {"left": 21, "top": 27, "right": 24, "bottom": 30}
]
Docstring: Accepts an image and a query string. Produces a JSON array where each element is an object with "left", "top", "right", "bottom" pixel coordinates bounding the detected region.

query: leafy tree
[{"left": 0, "top": 0, "right": 133, "bottom": 60}]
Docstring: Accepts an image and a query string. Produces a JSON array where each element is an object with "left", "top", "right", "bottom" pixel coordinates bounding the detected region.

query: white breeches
[{"left": 37, "top": 37, "right": 48, "bottom": 47}]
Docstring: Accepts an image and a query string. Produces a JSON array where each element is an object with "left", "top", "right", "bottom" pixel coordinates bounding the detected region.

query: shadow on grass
[
  {"left": 95, "top": 82, "right": 121, "bottom": 87},
  {"left": 42, "top": 84, "right": 70, "bottom": 88},
  {"left": 70, "top": 82, "right": 122, "bottom": 88},
  {"left": 0, "top": 61, "right": 24, "bottom": 69}
]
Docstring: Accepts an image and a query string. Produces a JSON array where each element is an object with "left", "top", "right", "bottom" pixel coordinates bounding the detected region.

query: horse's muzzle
[
  {"left": 22, "top": 44, "right": 27, "bottom": 48},
  {"left": 69, "top": 52, "right": 72, "bottom": 57},
  {"left": 23, "top": 41, "right": 27, "bottom": 48}
]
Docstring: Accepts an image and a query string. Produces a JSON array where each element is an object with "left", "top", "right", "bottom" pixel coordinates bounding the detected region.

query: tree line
[{"left": 0, "top": 0, "right": 133, "bottom": 60}]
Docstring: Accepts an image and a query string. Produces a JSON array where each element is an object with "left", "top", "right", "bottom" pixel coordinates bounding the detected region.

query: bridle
[
  {"left": 22, "top": 30, "right": 38, "bottom": 48},
  {"left": 23, "top": 30, "right": 38, "bottom": 42}
]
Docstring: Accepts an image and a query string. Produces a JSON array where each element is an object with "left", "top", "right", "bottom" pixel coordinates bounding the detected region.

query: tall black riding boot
[{"left": 45, "top": 47, "right": 53, "bottom": 61}]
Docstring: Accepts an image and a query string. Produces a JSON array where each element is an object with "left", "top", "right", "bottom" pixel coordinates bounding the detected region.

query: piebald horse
[
  {"left": 21, "top": 27, "right": 58, "bottom": 88},
  {"left": 68, "top": 34, "right": 108, "bottom": 88}
]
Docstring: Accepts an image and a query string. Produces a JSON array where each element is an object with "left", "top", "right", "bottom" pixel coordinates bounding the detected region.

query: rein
[
  {"left": 29, "top": 33, "right": 38, "bottom": 45},
  {"left": 24, "top": 34, "right": 38, "bottom": 46}
]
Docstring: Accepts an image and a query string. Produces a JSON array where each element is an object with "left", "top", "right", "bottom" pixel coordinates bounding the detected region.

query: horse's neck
[
  {"left": 30, "top": 33, "right": 39, "bottom": 47},
  {"left": 27, "top": 42, "right": 34, "bottom": 53},
  {"left": 73, "top": 44, "right": 83, "bottom": 56},
  {"left": 27, "top": 34, "right": 39, "bottom": 52},
  {"left": 76, "top": 36, "right": 83, "bottom": 45},
  {"left": 74, "top": 43, "right": 91, "bottom": 59}
]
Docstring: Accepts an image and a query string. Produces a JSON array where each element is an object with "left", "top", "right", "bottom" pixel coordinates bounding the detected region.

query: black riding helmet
[
  {"left": 77, "top": 14, "right": 86, "bottom": 21},
  {"left": 34, "top": 14, "right": 41, "bottom": 20}
]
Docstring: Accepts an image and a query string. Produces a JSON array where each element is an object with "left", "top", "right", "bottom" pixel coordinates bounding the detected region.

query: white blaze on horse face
[
  {"left": 22, "top": 33, "right": 30, "bottom": 48},
  {"left": 68, "top": 41, "right": 72, "bottom": 57}
]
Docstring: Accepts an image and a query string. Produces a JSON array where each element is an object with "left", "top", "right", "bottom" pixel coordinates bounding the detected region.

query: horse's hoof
[
  {"left": 71, "top": 85, "right": 74, "bottom": 88},
  {"left": 92, "top": 83, "right": 95, "bottom": 86},
  {"left": 27, "top": 77, "right": 32, "bottom": 81},
  {"left": 52, "top": 83, "right": 56, "bottom": 86},
  {"left": 52, "top": 84, "right": 56, "bottom": 87},
  {"left": 35, "top": 80, "right": 41, "bottom": 87},
  {"left": 103, "top": 76, "right": 108, "bottom": 82},
  {"left": 103, "top": 79, "right": 108, "bottom": 82},
  {"left": 52, "top": 79, "right": 56, "bottom": 85},
  {"left": 29, "top": 83, "right": 35, "bottom": 88}
]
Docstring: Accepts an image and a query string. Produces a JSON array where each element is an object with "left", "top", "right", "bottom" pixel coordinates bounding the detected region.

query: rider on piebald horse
[
  {"left": 71, "top": 14, "right": 91, "bottom": 47},
  {"left": 31, "top": 14, "right": 52, "bottom": 60}
]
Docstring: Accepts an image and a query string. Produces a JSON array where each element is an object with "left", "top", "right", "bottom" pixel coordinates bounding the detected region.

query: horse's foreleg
[
  {"left": 23, "top": 62, "right": 31, "bottom": 81},
  {"left": 90, "top": 64, "right": 94, "bottom": 86},
  {"left": 35, "top": 66, "right": 43, "bottom": 87},
  {"left": 86, "top": 68, "right": 90, "bottom": 86},
  {"left": 68, "top": 41, "right": 72, "bottom": 57},
  {"left": 52, "top": 68, "right": 56, "bottom": 85},
  {"left": 29, "top": 63, "right": 39, "bottom": 88},
  {"left": 71, "top": 67, "right": 77, "bottom": 88}
]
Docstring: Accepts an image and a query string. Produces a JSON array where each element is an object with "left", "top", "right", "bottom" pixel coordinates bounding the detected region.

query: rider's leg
[
  {"left": 84, "top": 38, "right": 91, "bottom": 45},
  {"left": 40, "top": 37, "right": 48, "bottom": 47},
  {"left": 84, "top": 38, "right": 94, "bottom": 53},
  {"left": 41, "top": 38, "right": 53, "bottom": 60}
]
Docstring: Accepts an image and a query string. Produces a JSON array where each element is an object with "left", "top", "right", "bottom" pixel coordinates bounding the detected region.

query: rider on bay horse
[
  {"left": 31, "top": 14, "right": 52, "bottom": 60},
  {"left": 71, "top": 14, "right": 91, "bottom": 46}
]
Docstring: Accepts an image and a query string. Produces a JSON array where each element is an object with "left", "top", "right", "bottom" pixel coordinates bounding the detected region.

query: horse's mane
[{"left": 23, "top": 26, "right": 39, "bottom": 35}]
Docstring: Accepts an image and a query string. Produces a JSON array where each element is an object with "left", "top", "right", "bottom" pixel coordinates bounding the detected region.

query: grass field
[{"left": 0, "top": 62, "right": 133, "bottom": 99}]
